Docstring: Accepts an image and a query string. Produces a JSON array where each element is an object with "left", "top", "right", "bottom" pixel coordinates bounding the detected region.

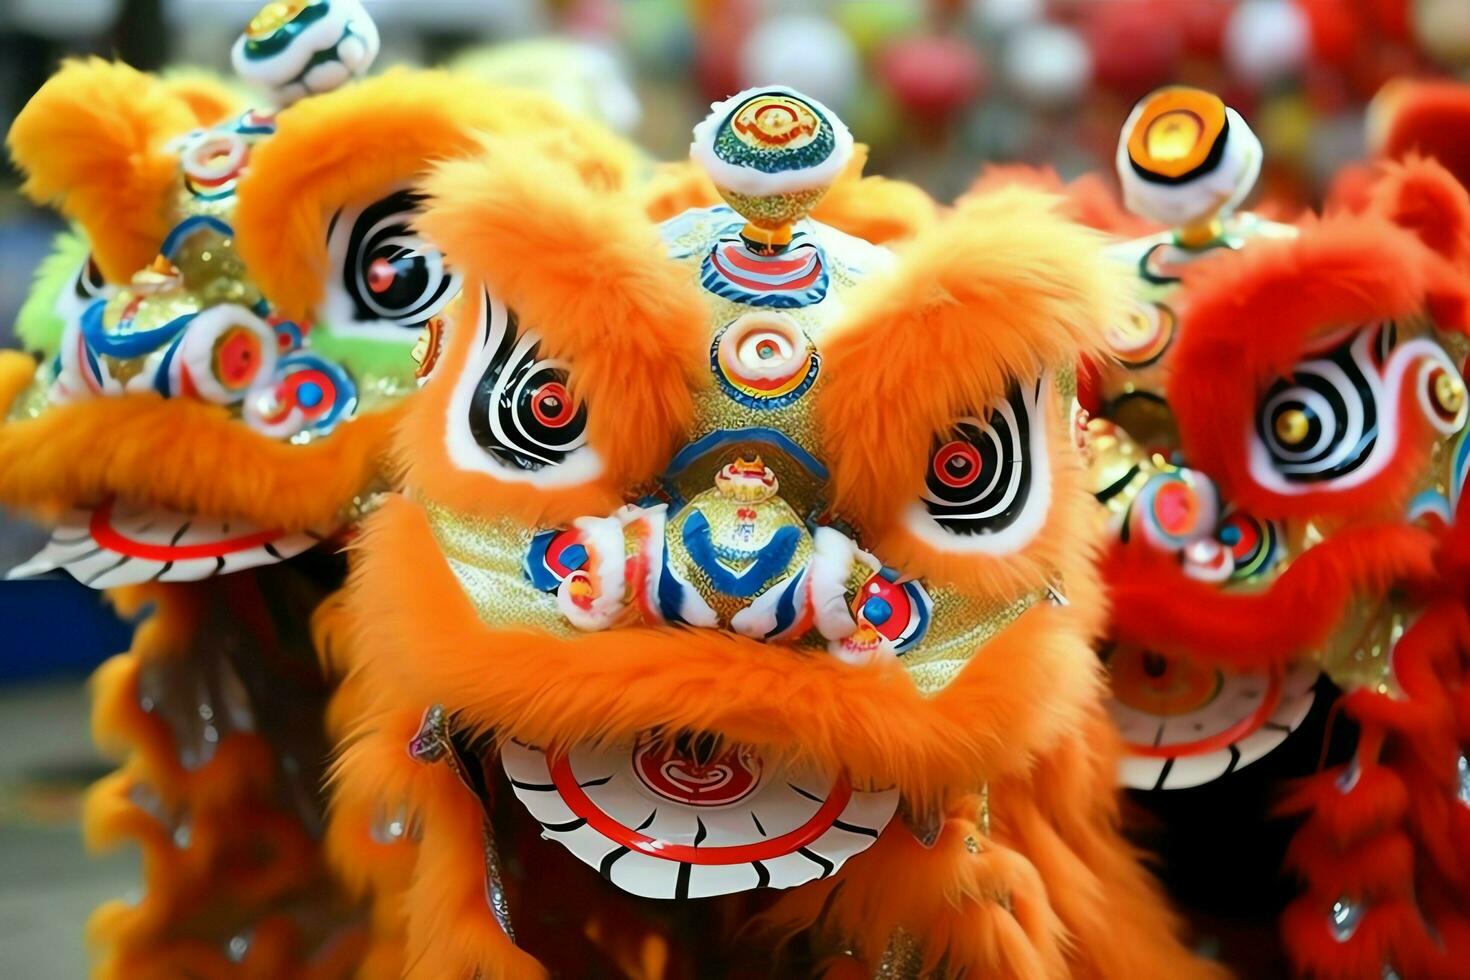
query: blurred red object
[
  {"left": 876, "top": 35, "right": 986, "bottom": 121},
  {"left": 1084, "top": 0, "right": 1184, "bottom": 98}
]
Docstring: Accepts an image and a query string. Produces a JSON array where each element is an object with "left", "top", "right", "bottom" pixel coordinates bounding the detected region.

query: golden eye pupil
[
  {"left": 1146, "top": 110, "right": 1204, "bottom": 163},
  {"left": 1274, "top": 408, "right": 1311, "bottom": 445},
  {"left": 1433, "top": 369, "right": 1465, "bottom": 415}
]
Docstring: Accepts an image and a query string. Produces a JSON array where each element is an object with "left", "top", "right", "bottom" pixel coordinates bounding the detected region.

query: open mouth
[
  {"left": 7, "top": 497, "right": 321, "bottom": 588},
  {"left": 500, "top": 733, "right": 897, "bottom": 900}
]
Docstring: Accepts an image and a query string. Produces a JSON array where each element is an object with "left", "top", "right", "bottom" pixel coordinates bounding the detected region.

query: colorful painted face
[
  {"left": 350, "top": 85, "right": 1115, "bottom": 935},
  {"left": 1, "top": 20, "right": 639, "bottom": 591},
  {"left": 1090, "top": 155, "right": 1470, "bottom": 789}
]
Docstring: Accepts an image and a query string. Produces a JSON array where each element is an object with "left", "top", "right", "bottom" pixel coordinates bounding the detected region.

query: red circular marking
[
  {"left": 1116, "top": 660, "right": 1285, "bottom": 758},
  {"left": 531, "top": 382, "right": 574, "bottom": 427},
  {"left": 933, "top": 441, "right": 981, "bottom": 488},
  {"left": 1223, "top": 514, "right": 1260, "bottom": 563},
  {"left": 549, "top": 752, "right": 852, "bottom": 865},
  {"left": 367, "top": 257, "right": 397, "bottom": 294},
  {"left": 632, "top": 740, "right": 761, "bottom": 807},
  {"left": 1152, "top": 480, "right": 1199, "bottom": 536},
  {"left": 215, "top": 328, "right": 261, "bottom": 388},
  {"left": 87, "top": 499, "right": 287, "bottom": 560}
]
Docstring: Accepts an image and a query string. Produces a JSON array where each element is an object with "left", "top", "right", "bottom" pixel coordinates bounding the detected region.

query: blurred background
[{"left": 0, "top": 1, "right": 1467, "bottom": 974}]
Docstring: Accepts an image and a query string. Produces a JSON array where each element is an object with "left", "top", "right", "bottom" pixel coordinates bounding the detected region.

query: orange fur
[
  {"left": 347, "top": 495, "right": 1102, "bottom": 808},
  {"left": 235, "top": 70, "right": 640, "bottom": 323},
  {"left": 0, "top": 393, "right": 397, "bottom": 531},
  {"left": 762, "top": 710, "right": 1219, "bottom": 978},
  {"left": 817, "top": 188, "right": 1123, "bottom": 595},
  {"left": 399, "top": 141, "right": 707, "bottom": 524},
  {"left": 8, "top": 59, "right": 197, "bottom": 281},
  {"left": 162, "top": 71, "right": 245, "bottom": 127}
]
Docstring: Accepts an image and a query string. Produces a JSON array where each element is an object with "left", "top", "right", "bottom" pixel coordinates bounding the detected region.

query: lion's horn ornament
[{"left": 232, "top": 0, "right": 379, "bottom": 107}]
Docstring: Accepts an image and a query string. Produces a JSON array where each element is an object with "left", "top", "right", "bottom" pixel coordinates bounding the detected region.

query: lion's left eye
[
  {"left": 325, "top": 189, "right": 460, "bottom": 335},
  {"left": 907, "top": 379, "right": 1051, "bottom": 554},
  {"left": 1256, "top": 331, "right": 1379, "bottom": 484}
]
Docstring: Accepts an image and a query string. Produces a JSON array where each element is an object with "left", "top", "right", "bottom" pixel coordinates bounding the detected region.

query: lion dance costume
[
  {"left": 0, "top": 2, "right": 637, "bottom": 975},
  {"left": 324, "top": 85, "right": 1221, "bottom": 978},
  {"left": 1080, "top": 86, "right": 1470, "bottom": 979}
]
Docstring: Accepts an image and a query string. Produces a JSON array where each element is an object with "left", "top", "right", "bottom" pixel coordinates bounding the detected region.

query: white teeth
[
  {"left": 1110, "top": 659, "right": 1319, "bottom": 790},
  {"left": 501, "top": 736, "right": 897, "bottom": 900},
  {"left": 6, "top": 501, "right": 319, "bottom": 589}
]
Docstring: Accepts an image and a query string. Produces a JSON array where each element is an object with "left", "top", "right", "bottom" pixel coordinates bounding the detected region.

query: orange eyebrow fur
[
  {"left": 397, "top": 138, "right": 708, "bottom": 525},
  {"left": 233, "top": 69, "right": 644, "bottom": 324}
]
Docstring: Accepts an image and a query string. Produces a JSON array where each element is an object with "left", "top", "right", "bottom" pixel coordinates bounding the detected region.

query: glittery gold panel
[
  {"left": 718, "top": 186, "right": 829, "bottom": 230},
  {"left": 663, "top": 479, "right": 813, "bottom": 627},
  {"left": 1320, "top": 598, "right": 1407, "bottom": 698},
  {"left": 874, "top": 929, "right": 925, "bottom": 980},
  {"left": 903, "top": 587, "right": 1045, "bottom": 694},
  {"left": 662, "top": 208, "right": 889, "bottom": 520},
  {"left": 7, "top": 371, "right": 51, "bottom": 422},
  {"left": 423, "top": 500, "right": 575, "bottom": 637}
]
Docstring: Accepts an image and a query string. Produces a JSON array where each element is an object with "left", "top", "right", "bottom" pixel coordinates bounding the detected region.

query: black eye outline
[
  {"left": 74, "top": 254, "right": 107, "bottom": 301},
  {"left": 920, "top": 379, "right": 1039, "bottom": 536},
  {"left": 1256, "top": 329, "right": 1378, "bottom": 484},
  {"left": 466, "top": 289, "right": 589, "bottom": 471},
  {"left": 327, "top": 189, "right": 460, "bottom": 330}
]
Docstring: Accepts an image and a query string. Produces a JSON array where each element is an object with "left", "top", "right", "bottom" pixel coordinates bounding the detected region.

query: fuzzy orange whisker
[{"left": 0, "top": 394, "right": 398, "bottom": 531}]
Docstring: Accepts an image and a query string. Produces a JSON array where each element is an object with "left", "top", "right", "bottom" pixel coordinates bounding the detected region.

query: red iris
[
  {"left": 531, "top": 382, "right": 574, "bottom": 427},
  {"left": 933, "top": 440, "right": 981, "bottom": 488},
  {"left": 367, "top": 257, "right": 398, "bottom": 294}
]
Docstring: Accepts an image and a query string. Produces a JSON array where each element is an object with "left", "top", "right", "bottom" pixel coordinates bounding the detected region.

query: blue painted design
[
  {"left": 81, "top": 301, "right": 193, "bottom": 359},
  {"left": 861, "top": 595, "right": 892, "bottom": 626},
  {"left": 276, "top": 351, "right": 356, "bottom": 434},
  {"left": 764, "top": 569, "right": 805, "bottom": 640},
  {"left": 666, "top": 428, "right": 829, "bottom": 482},
  {"left": 1408, "top": 489, "right": 1452, "bottom": 525},
  {"left": 561, "top": 543, "right": 588, "bottom": 571},
  {"left": 297, "top": 382, "right": 323, "bottom": 408},
  {"left": 657, "top": 551, "right": 692, "bottom": 623},
  {"left": 523, "top": 529, "right": 564, "bottom": 591},
  {"left": 160, "top": 216, "right": 234, "bottom": 259},
  {"left": 879, "top": 567, "right": 931, "bottom": 655},
  {"left": 700, "top": 239, "right": 829, "bottom": 308},
  {"left": 681, "top": 510, "right": 800, "bottom": 599},
  {"left": 1451, "top": 426, "right": 1470, "bottom": 516},
  {"left": 153, "top": 336, "right": 182, "bottom": 397}
]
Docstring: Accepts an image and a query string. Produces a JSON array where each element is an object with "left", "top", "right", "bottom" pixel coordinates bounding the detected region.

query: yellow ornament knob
[{"left": 691, "top": 86, "right": 853, "bottom": 254}]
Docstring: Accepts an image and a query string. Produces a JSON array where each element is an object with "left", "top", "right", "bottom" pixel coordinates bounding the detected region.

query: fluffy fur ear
[
  {"left": 817, "top": 188, "right": 1121, "bottom": 592},
  {"left": 160, "top": 70, "right": 246, "bottom": 127},
  {"left": 234, "top": 69, "right": 642, "bottom": 323},
  {"left": 808, "top": 144, "right": 938, "bottom": 244},
  {"left": 1369, "top": 156, "right": 1470, "bottom": 271},
  {"left": 8, "top": 58, "right": 195, "bottom": 282},
  {"left": 1384, "top": 81, "right": 1470, "bottom": 198},
  {"left": 398, "top": 137, "right": 707, "bottom": 524}
]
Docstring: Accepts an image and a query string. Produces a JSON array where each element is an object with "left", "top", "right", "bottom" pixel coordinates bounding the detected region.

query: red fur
[
  {"left": 1384, "top": 82, "right": 1470, "bottom": 198},
  {"left": 1169, "top": 211, "right": 1470, "bottom": 520},
  {"left": 1103, "top": 522, "right": 1437, "bottom": 667}
]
